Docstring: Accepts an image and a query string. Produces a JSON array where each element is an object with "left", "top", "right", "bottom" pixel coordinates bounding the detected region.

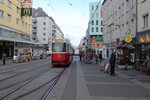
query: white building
[{"left": 102, "top": 0, "right": 137, "bottom": 59}]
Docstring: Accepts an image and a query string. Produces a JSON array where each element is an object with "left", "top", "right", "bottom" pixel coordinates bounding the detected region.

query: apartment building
[
  {"left": 32, "top": 8, "right": 64, "bottom": 54},
  {"left": 89, "top": 2, "right": 103, "bottom": 54},
  {"left": 0, "top": 0, "right": 32, "bottom": 58},
  {"left": 102, "top": 0, "right": 137, "bottom": 59}
]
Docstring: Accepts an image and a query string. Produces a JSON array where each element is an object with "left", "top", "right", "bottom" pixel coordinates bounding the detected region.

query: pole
[{"left": 135, "top": 0, "right": 140, "bottom": 70}]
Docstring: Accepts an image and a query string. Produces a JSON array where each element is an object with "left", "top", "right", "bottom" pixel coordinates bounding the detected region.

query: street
[{"left": 0, "top": 56, "right": 150, "bottom": 100}]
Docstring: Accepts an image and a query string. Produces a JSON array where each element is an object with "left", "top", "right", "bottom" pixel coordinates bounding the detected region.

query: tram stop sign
[{"left": 96, "top": 38, "right": 103, "bottom": 42}]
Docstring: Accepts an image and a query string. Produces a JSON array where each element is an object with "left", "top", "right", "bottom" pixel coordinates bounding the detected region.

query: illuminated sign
[
  {"left": 21, "top": 8, "right": 32, "bottom": 16},
  {"left": 22, "top": 0, "right": 32, "bottom": 5},
  {"left": 139, "top": 33, "right": 150, "bottom": 42},
  {"left": 125, "top": 36, "right": 132, "bottom": 43}
]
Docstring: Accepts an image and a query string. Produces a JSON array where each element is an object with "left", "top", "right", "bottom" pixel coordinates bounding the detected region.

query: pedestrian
[
  {"left": 124, "top": 56, "right": 129, "bottom": 71},
  {"left": 2, "top": 52, "right": 7, "bottom": 65},
  {"left": 99, "top": 53, "right": 102, "bottom": 61},
  {"left": 94, "top": 54, "right": 98, "bottom": 64},
  {"left": 146, "top": 55, "right": 150, "bottom": 75},
  {"left": 109, "top": 52, "right": 116, "bottom": 76},
  {"left": 79, "top": 51, "right": 83, "bottom": 61},
  {"left": 26, "top": 53, "right": 31, "bottom": 62}
]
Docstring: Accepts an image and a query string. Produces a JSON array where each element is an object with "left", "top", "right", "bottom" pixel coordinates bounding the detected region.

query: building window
[
  {"left": 0, "top": 0, "right": 3, "bottom": 3},
  {"left": 28, "top": 24, "right": 30, "bottom": 29},
  {"left": 101, "top": 27, "right": 103, "bottom": 32},
  {"left": 92, "top": 20, "right": 94, "bottom": 25},
  {"left": 25, "top": 23, "right": 27, "bottom": 28},
  {"left": 16, "top": 18, "right": 19, "bottom": 24},
  {"left": 92, "top": 6, "right": 94, "bottom": 11},
  {"left": 143, "top": 14, "right": 148, "bottom": 27},
  {"left": 43, "top": 22, "right": 46, "bottom": 25},
  {"left": 7, "top": 0, "right": 12, "bottom": 8},
  {"left": 7, "top": 14, "right": 11, "bottom": 21},
  {"left": 43, "top": 27, "right": 46, "bottom": 30},
  {"left": 43, "top": 33, "right": 46, "bottom": 36},
  {"left": 97, "top": 43, "right": 99, "bottom": 47},
  {"left": 96, "top": 13, "right": 98, "bottom": 18},
  {"left": 16, "top": 7, "right": 20, "bottom": 13},
  {"left": 96, "top": 27, "right": 99, "bottom": 32},
  {"left": 96, "top": 20, "right": 98, "bottom": 25},
  {"left": 43, "top": 38, "right": 46, "bottom": 41},
  {"left": 0, "top": 10, "right": 3, "bottom": 18},
  {"left": 91, "top": 27, "right": 94, "bottom": 32},
  {"left": 22, "top": 21, "right": 24, "bottom": 27}
]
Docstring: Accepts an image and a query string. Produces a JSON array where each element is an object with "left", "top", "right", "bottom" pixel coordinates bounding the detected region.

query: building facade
[
  {"left": 32, "top": 8, "right": 64, "bottom": 54},
  {"left": 135, "top": 0, "right": 150, "bottom": 69},
  {"left": 0, "top": 0, "right": 32, "bottom": 58},
  {"left": 102, "top": 0, "right": 137, "bottom": 60},
  {"left": 89, "top": 2, "right": 103, "bottom": 54}
]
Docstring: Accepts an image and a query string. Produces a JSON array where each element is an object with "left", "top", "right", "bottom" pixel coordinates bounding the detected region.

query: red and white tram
[{"left": 51, "top": 41, "right": 74, "bottom": 66}]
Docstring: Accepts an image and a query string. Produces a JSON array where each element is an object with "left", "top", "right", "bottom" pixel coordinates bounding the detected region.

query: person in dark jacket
[
  {"left": 124, "top": 56, "right": 130, "bottom": 71},
  {"left": 2, "top": 53, "right": 7, "bottom": 65},
  {"left": 109, "top": 52, "right": 116, "bottom": 76}
]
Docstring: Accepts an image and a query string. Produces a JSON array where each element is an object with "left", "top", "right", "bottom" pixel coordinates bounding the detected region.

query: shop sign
[
  {"left": 96, "top": 38, "right": 103, "bottom": 42},
  {"left": 125, "top": 36, "right": 132, "bottom": 43},
  {"left": 21, "top": 8, "right": 32, "bottom": 16},
  {"left": 139, "top": 33, "right": 150, "bottom": 43},
  {"left": 21, "top": 0, "right": 32, "bottom": 5}
]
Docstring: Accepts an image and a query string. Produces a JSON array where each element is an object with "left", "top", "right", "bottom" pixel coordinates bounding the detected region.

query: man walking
[
  {"left": 2, "top": 52, "right": 6, "bottom": 65},
  {"left": 109, "top": 52, "right": 116, "bottom": 76}
]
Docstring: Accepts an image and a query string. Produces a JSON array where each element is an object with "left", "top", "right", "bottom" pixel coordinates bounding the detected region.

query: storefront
[
  {"left": 0, "top": 41, "right": 14, "bottom": 59},
  {"left": 116, "top": 38, "right": 135, "bottom": 65},
  {"left": 135, "top": 31, "right": 150, "bottom": 72}
]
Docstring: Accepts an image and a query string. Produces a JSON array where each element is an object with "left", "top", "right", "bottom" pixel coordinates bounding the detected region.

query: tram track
[
  {"left": 0, "top": 59, "right": 48, "bottom": 74},
  {"left": 0, "top": 62, "right": 50, "bottom": 82},
  {"left": 1, "top": 67, "right": 66, "bottom": 100},
  {"left": 0, "top": 68, "right": 53, "bottom": 100}
]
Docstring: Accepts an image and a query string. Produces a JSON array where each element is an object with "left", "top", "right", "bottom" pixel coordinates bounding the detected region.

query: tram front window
[{"left": 52, "top": 43, "right": 66, "bottom": 52}]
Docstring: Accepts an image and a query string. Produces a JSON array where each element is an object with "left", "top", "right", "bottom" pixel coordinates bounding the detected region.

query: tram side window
[{"left": 52, "top": 43, "right": 66, "bottom": 52}]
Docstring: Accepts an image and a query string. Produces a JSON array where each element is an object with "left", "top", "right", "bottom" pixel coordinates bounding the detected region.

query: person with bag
[{"left": 109, "top": 52, "right": 116, "bottom": 76}]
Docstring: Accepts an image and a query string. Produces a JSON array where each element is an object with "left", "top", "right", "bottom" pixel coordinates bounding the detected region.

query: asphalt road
[{"left": 0, "top": 56, "right": 150, "bottom": 100}]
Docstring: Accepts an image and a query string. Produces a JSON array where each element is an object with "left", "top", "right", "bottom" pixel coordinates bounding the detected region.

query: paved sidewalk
[
  {"left": 77, "top": 60, "right": 150, "bottom": 100},
  {"left": 0, "top": 59, "right": 13, "bottom": 66}
]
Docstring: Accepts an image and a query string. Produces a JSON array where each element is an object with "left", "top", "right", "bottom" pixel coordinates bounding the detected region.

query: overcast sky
[{"left": 33, "top": 0, "right": 101, "bottom": 47}]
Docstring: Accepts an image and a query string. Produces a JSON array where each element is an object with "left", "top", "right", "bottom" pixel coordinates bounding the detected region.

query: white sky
[{"left": 33, "top": 0, "right": 101, "bottom": 47}]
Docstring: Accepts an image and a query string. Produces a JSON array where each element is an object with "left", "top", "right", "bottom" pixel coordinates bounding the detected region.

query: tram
[{"left": 51, "top": 41, "right": 74, "bottom": 66}]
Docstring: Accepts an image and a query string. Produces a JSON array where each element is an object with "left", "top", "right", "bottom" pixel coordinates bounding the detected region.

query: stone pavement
[{"left": 60, "top": 59, "right": 150, "bottom": 100}]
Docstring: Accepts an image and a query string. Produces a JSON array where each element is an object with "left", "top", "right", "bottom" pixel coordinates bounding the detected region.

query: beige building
[
  {"left": 102, "top": 0, "right": 137, "bottom": 59},
  {"left": 0, "top": 0, "right": 32, "bottom": 58}
]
